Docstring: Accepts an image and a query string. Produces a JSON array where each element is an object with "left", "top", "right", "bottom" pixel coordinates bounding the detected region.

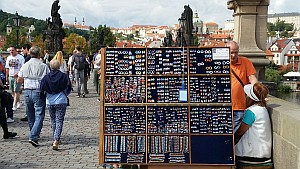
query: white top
[
  {"left": 68, "top": 55, "right": 74, "bottom": 71},
  {"left": 235, "top": 105, "right": 272, "bottom": 158},
  {"left": 18, "top": 58, "right": 50, "bottom": 89},
  {"left": 5, "top": 54, "right": 25, "bottom": 76},
  {"left": 59, "top": 60, "right": 68, "bottom": 73},
  {"left": 94, "top": 54, "right": 101, "bottom": 69}
]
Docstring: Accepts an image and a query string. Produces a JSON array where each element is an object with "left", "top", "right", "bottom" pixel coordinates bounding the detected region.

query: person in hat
[{"left": 234, "top": 83, "right": 272, "bottom": 166}]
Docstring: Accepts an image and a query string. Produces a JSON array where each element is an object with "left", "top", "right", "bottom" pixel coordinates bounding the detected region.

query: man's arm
[
  {"left": 248, "top": 74, "right": 258, "bottom": 84},
  {"left": 5, "top": 68, "right": 9, "bottom": 83},
  {"left": 234, "top": 122, "right": 250, "bottom": 144}
]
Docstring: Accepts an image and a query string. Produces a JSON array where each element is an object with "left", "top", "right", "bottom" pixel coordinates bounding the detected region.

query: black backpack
[{"left": 74, "top": 54, "right": 86, "bottom": 70}]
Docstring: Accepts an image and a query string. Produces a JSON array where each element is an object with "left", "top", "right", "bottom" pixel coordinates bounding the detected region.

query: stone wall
[{"left": 268, "top": 96, "right": 300, "bottom": 169}]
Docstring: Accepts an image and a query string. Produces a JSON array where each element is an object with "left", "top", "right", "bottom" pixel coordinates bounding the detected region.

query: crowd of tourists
[{"left": 0, "top": 44, "right": 101, "bottom": 150}]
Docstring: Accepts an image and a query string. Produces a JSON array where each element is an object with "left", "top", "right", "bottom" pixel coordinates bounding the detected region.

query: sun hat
[{"left": 244, "top": 84, "right": 260, "bottom": 101}]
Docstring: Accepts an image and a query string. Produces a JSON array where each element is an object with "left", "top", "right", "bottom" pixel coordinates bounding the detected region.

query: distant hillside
[{"left": 0, "top": 9, "right": 47, "bottom": 36}]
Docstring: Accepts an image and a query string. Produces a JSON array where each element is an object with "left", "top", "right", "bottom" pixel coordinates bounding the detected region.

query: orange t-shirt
[{"left": 231, "top": 56, "right": 256, "bottom": 110}]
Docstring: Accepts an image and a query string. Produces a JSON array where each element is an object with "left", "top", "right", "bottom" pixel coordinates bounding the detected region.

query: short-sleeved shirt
[
  {"left": 242, "top": 109, "right": 256, "bottom": 126},
  {"left": 231, "top": 56, "right": 256, "bottom": 110},
  {"left": 5, "top": 54, "right": 25, "bottom": 77},
  {"left": 235, "top": 105, "right": 272, "bottom": 158}
]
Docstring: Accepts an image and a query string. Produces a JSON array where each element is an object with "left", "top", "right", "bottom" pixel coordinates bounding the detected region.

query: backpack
[{"left": 74, "top": 54, "right": 86, "bottom": 70}]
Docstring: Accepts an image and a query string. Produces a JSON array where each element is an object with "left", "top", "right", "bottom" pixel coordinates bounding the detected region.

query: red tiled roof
[
  {"left": 266, "top": 49, "right": 274, "bottom": 57},
  {"left": 271, "top": 39, "right": 292, "bottom": 51}
]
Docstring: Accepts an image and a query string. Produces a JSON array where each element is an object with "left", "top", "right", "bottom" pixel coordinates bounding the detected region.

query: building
[
  {"left": 224, "top": 19, "right": 234, "bottom": 31},
  {"left": 193, "top": 10, "right": 203, "bottom": 34},
  {"left": 268, "top": 39, "right": 294, "bottom": 65},
  {"left": 202, "top": 22, "right": 218, "bottom": 34},
  {"left": 63, "top": 17, "right": 89, "bottom": 31},
  {"left": 284, "top": 42, "right": 300, "bottom": 71},
  {"left": 268, "top": 12, "right": 300, "bottom": 30}
]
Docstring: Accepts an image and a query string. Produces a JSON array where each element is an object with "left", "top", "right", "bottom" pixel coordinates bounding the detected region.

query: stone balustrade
[{"left": 268, "top": 96, "right": 300, "bottom": 169}]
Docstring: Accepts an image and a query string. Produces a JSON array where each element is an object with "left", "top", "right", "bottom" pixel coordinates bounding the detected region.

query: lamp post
[
  {"left": 12, "top": 11, "right": 21, "bottom": 48},
  {"left": 89, "top": 28, "right": 94, "bottom": 54},
  {"left": 178, "top": 17, "right": 186, "bottom": 47}
]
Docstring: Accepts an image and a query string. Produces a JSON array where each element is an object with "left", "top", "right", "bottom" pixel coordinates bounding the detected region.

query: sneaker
[
  {"left": 76, "top": 95, "right": 80, "bottom": 98},
  {"left": 20, "top": 116, "right": 28, "bottom": 121},
  {"left": 29, "top": 140, "right": 39, "bottom": 147},
  {"left": 7, "top": 118, "right": 14, "bottom": 123},
  {"left": 12, "top": 105, "right": 17, "bottom": 111},
  {"left": 16, "top": 101, "right": 24, "bottom": 109},
  {"left": 82, "top": 93, "right": 85, "bottom": 98},
  {"left": 3, "top": 132, "right": 17, "bottom": 139},
  {"left": 97, "top": 98, "right": 101, "bottom": 102}
]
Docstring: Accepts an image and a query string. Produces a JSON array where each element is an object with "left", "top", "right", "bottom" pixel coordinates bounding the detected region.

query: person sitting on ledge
[{"left": 235, "top": 83, "right": 273, "bottom": 168}]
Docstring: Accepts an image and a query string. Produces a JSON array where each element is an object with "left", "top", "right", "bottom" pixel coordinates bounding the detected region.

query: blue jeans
[
  {"left": 48, "top": 104, "right": 67, "bottom": 141},
  {"left": 74, "top": 69, "right": 84, "bottom": 96},
  {"left": 24, "top": 89, "right": 46, "bottom": 141},
  {"left": 234, "top": 110, "right": 245, "bottom": 132}
]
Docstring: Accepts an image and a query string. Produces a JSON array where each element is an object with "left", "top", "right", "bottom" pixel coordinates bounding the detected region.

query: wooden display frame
[{"left": 99, "top": 47, "right": 235, "bottom": 168}]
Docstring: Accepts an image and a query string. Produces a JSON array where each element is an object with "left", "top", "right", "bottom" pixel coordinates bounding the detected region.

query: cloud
[{"left": 0, "top": 0, "right": 298, "bottom": 29}]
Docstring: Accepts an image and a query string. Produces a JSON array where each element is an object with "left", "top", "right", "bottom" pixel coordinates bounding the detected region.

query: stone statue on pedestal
[
  {"left": 43, "top": 0, "right": 65, "bottom": 55},
  {"left": 176, "top": 5, "right": 193, "bottom": 47}
]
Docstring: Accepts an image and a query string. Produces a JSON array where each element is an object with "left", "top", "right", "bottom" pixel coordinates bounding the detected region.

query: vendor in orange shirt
[{"left": 225, "top": 41, "right": 258, "bottom": 132}]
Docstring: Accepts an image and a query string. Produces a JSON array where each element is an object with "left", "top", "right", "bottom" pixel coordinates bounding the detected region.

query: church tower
[
  {"left": 193, "top": 10, "right": 203, "bottom": 34},
  {"left": 74, "top": 17, "right": 77, "bottom": 25},
  {"left": 6, "top": 20, "right": 12, "bottom": 35}
]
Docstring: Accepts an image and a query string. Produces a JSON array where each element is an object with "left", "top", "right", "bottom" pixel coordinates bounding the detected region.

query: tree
[
  {"left": 265, "top": 67, "right": 281, "bottom": 84},
  {"left": 31, "top": 34, "right": 46, "bottom": 52},
  {"left": 90, "top": 25, "right": 116, "bottom": 52},
  {"left": 267, "top": 19, "right": 295, "bottom": 38},
  {"left": 64, "top": 33, "right": 87, "bottom": 55},
  {"left": 193, "top": 34, "right": 199, "bottom": 46}
]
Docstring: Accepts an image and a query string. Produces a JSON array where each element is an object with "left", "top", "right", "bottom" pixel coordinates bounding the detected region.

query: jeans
[
  {"left": 24, "top": 89, "right": 46, "bottom": 141},
  {"left": 74, "top": 69, "right": 84, "bottom": 96},
  {"left": 234, "top": 110, "right": 245, "bottom": 132},
  {"left": 48, "top": 104, "right": 67, "bottom": 141}
]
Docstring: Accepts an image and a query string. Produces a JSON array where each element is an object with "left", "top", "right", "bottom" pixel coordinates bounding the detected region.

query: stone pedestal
[{"left": 227, "top": 0, "right": 270, "bottom": 81}]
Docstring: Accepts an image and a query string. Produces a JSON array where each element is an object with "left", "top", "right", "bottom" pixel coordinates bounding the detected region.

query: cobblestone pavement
[{"left": 0, "top": 77, "right": 105, "bottom": 169}]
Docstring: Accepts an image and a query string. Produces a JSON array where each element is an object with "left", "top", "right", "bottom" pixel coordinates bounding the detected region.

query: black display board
[{"left": 101, "top": 47, "right": 234, "bottom": 165}]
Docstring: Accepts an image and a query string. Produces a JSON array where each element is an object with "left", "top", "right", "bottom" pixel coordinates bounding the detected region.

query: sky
[{"left": 0, "top": 0, "right": 299, "bottom": 28}]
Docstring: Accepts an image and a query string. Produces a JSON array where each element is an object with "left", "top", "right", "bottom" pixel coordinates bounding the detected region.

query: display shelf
[{"left": 100, "top": 47, "right": 234, "bottom": 166}]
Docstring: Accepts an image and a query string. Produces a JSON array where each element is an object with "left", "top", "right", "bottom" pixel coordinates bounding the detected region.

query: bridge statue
[
  {"left": 227, "top": 0, "right": 270, "bottom": 81},
  {"left": 163, "top": 31, "right": 174, "bottom": 47},
  {"left": 43, "top": 0, "right": 65, "bottom": 55},
  {"left": 176, "top": 5, "right": 193, "bottom": 47}
]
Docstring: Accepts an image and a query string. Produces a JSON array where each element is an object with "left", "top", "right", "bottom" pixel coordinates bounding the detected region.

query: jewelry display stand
[{"left": 99, "top": 47, "right": 235, "bottom": 169}]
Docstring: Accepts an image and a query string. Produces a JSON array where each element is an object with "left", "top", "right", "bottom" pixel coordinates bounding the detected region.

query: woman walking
[
  {"left": 52, "top": 51, "right": 68, "bottom": 74},
  {"left": 40, "top": 60, "right": 72, "bottom": 150}
]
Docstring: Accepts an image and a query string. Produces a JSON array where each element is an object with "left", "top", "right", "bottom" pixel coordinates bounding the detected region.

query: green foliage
[
  {"left": 0, "top": 10, "right": 47, "bottom": 37},
  {"left": 89, "top": 25, "right": 116, "bottom": 52},
  {"left": 278, "top": 84, "right": 292, "bottom": 92},
  {"left": 265, "top": 67, "right": 282, "bottom": 84},
  {"left": 193, "top": 34, "right": 199, "bottom": 46},
  {"left": 135, "top": 30, "right": 139, "bottom": 37},
  {"left": 64, "top": 33, "right": 87, "bottom": 55},
  {"left": 267, "top": 19, "right": 295, "bottom": 38},
  {"left": 266, "top": 62, "right": 279, "bottom": 70}
]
